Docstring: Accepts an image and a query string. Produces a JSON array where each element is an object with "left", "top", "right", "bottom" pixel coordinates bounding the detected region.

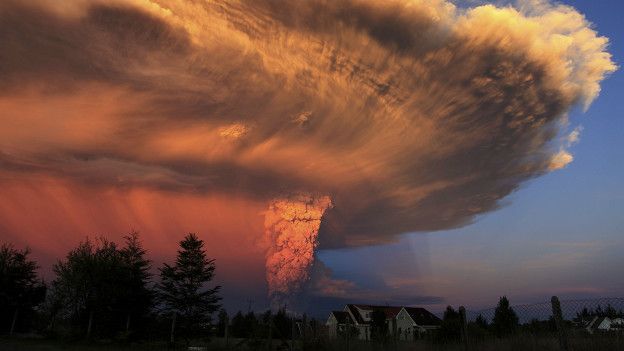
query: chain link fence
[{"left": 455, "top": 297, "right": 624, "bottom": 351}]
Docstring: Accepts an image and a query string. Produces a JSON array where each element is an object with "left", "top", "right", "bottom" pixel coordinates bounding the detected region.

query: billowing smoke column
[{"left": 264, "top": 194, "right": 332, "bottom": 304}]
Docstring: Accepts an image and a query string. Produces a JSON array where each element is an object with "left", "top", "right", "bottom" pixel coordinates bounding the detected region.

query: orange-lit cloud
[{"left": 0, "top": 0, "right": 616, "bottom": 299}]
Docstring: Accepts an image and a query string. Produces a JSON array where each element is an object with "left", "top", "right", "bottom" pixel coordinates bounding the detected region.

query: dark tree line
[
  {"left": 215, "top": 307, "right": 325, "bottom": 350},
  {"left": 0, "top": 232, "right": 221, "bottom": 343},
  {"left": 437, "top": 296, "right": 520, "bottom": 342}
]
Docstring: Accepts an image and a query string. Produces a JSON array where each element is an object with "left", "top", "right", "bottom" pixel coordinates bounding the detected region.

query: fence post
[
  {"left": 459, "top": 306, "right": 469, "bottom": 351},
  {"left": 551, "top": 296, "right": 569, "bottom": 351}
]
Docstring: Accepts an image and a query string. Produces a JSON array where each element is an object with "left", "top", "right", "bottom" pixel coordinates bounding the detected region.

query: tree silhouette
[
  {"left": 230, "top": 311, "right": 247, "bottom": 338},
  {"left": 157, "top": 233, "right": 221, "bottom": 343},
  {"left": 53, "top": 238, "right": 132, "bottom": 338},
  {"left": 217, "top": 308, "right": 228, "bottom": 337},
  {"left": 491, "top": 296, "right": 519, "bottom": 337},
  {"left": 119, "top": 231, "right": 153, "bottom": 336},
  {"left": 0, "top": 244, "right": 46, "bottom": 335},
  {"left": 438, "top": 306, "right": 461, "bottom": 341}
]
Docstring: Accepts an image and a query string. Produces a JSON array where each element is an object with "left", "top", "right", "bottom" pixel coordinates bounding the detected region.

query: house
[
  {"left": 395, "top": 307, "right": 443, "bottom": 341},
  {"left": 326, "top": 304, "right": 441, "bottom": 341},
  {"left": 585, "top": 316, "right": 624, "bottom": 334},
  {"left": 326, "top": 311, "right": 352, "bottom": 338}
]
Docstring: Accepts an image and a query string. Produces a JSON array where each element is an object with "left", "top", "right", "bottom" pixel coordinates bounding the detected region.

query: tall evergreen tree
[
  {"left": 119, "top": 231, "right": 153, "bottom": 335},
  {"left": 491, "top": 296, "right": 519, "bottom": 337},
  {"left": 0, "top": 244, "right": 46, "bottom": 335},
  {"left": 157, "top": 233, "right": 221, "bottom": 343}
]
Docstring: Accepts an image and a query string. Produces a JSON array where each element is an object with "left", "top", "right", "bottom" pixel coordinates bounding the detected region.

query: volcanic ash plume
[{"left": 264, "top": 195, "right": 332, "bottom": 303}]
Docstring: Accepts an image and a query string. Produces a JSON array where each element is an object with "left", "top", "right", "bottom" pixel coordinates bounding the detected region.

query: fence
[{"left": 457, "top": 296, "right": 624, "bottom": 351}]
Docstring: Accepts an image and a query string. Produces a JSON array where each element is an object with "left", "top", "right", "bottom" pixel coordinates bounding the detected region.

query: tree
[
  {"left": 272, "top": 308, "right": 291, "bottom": 340},
  {"left": 119, "top": 231, "right": 153, "bottom": 335},
  {"left": 157, "top": 233, "right": 221, "bottom": 343},
  {"left": 52, "top": 238, "right": 129, "bottom": 338},
  {"left": 0, "top": 244, "right": 46, "bottom": 335},
  {"left": 230, "top": 311, "right": 247, "bottom": 338},
  {"left": 491, "top": 296, "right": 519, "bottom": 337},
  {"left": 217, "top": 308, "right": 229, "bottom": 337},
  {"left": 437, "top": 306, "right": 461, "bottom": 342},
  {"left": 370, "top": 309, "right": 388, "bottom": 341},
  {"left": 467, "top": 314, "right": 490, "bottom": 341}
]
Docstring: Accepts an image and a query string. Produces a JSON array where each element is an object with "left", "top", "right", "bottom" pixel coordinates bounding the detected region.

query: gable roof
[
  {"left": 354, "top": 304, "right": 403, "bottom": 319},
  {"left": 402, "top": 307, "right": 442, "bottom": 326},
  {"left": 330, "top": 311, "right": 351, "bottom": 324},
  {"left": 345, "top": 304, "right": 366, "bottom": 324},
  {"left": 345, "top": 304, "right": 403, "bottom": 325},
  {"left": 587, "top": 316, "right": 611, "bottom": 331}
]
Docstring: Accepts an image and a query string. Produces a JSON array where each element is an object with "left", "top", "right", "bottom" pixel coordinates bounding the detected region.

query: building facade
[{"left": 326, "top": 304, "right": 441, "bottom": 341}]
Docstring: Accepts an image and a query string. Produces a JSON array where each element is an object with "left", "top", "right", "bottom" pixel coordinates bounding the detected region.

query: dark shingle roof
[
  {"left": 346, "top": 304, "right": 403, "bottom": 324},
  {"left": 404, "top": 307, "right": 442, "bottom": 326},
  {"left": 331, "top": 311, "right": 351, "bottom": 324},
  {"left": 346, "top": 304, "right": 366, "bottom": 324}
]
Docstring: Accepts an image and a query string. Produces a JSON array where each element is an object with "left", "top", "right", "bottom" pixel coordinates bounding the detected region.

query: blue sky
[{"left": 317, "top": 0, "right": 624, "bottom": 313}]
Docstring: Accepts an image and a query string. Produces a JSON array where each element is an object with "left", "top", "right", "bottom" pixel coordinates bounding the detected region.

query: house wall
[
  {"left": 326, "top": 315, "right": 338, "bottom": 338},
  {"left": 356, "top": 325, "right": 370, "bottom": 340},
  {"left": 396, "top": 309, "right": 413, "bottom": 340}
]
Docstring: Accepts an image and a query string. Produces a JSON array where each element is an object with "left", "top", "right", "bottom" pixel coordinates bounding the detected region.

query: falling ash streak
[{"left": 264, "top": 194, "right": 332, "bottom": 305}]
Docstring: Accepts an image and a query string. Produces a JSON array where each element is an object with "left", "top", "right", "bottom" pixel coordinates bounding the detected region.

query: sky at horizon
[{"left": 0, "top": 0, "right": 621, "bottom": 318}]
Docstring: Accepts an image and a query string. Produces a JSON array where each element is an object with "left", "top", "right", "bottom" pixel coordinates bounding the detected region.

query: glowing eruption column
[{"left": 264, "top": 194, "right": 332, "bottom": 303}]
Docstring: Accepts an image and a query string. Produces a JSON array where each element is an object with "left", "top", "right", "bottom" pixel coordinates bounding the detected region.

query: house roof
[
  {"left": 587, "top": 316, "right": 611, "bottom": 330},
  {"left": 345, "top": 304, "right": 404, "bottom": 325},
  {"left": 346, "top": 304, "right": 366, "bottom": 324},
  {"left": 354, "top": 304, "right": 403, "bottom": 319},
  {"left": 331, "top": 311, "right": 351, "bottom": 324},
  {"left": 403, "top": 307, "right": 442, "bottom": 326}
]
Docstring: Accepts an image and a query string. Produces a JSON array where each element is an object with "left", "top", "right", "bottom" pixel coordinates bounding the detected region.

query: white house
[
  {"left": 395, "top": 307, "right": 443, "bottom": 341},
  {"left": 326, "top": 304, "right": 441, "bottom": 341},
  {"left": 586, "top": 316, "right": 624, "bottom": 334},
  {"left": 326, "top": 311, "right": 352, "bottom": 338}
]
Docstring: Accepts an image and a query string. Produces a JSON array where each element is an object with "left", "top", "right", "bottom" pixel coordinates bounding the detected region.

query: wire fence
[{"left": 466, "top": 297, "right": 624, "bottom": 325}]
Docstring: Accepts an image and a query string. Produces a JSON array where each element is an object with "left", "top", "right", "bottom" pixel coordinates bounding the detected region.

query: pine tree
[
  {"left": 119, "top": 231, "right": 153, "bottom": 335},
  {"left": 157, "top": 233, "right": 221, "bottom": 343},
  {"left": 492, "top": 296, "right": 519, "bottom": 337}
]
